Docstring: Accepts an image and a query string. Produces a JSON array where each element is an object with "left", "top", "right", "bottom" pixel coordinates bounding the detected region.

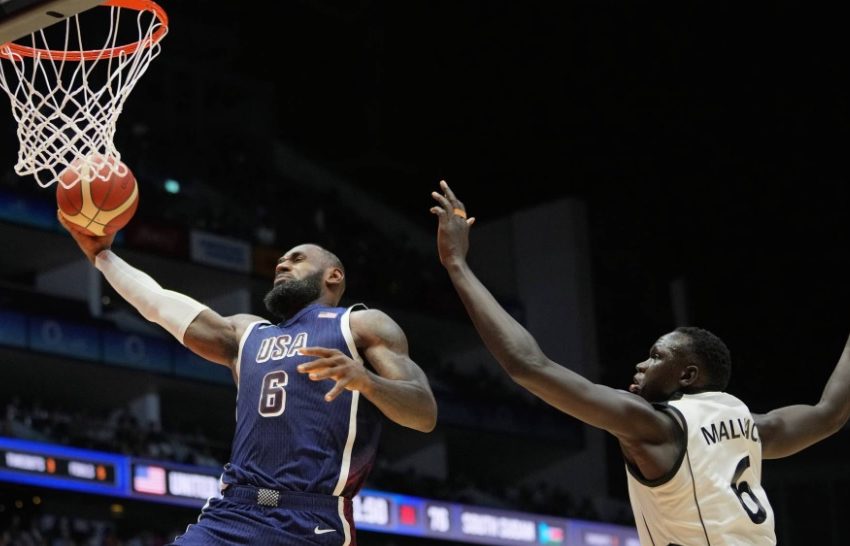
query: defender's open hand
[{"left": 430, "top": 180, "right": 475, "bottom": 268}]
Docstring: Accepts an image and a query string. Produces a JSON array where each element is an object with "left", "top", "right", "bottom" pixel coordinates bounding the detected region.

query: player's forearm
[
  {"left": 95, "top": 250, "right": 208, "bottom": 344},
  {"left": 816, "top": 332, "right": 850, "bottom": 432},
  {"left": 445, "top": 261, "right": 548, "bottom": 380},
  {"left": 757, "top": 335, "right": 850, "bottom": 458},
  {"left": 359, "top": 374, "right": 437, "bottom": 432}
]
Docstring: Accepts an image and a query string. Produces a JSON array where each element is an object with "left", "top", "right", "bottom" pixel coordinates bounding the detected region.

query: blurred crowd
[
  {"left": 3, "top": 397, "right": 226, "bottom": 469},
  {"left": 0, "top": 513, "right": 179, "bottom": 546}
]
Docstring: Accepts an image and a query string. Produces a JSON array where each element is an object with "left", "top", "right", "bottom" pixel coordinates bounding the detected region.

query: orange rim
[{"left": 0, "top": 0, "right": 168, "bottom": 61}]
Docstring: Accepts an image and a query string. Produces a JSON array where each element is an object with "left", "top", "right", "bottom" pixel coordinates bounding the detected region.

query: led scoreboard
[
  {"left": 0, "top": 436, "right": 124, "bottom": 495},
  {"left": 354, "top": 489, "right": 640, "bottom": 546},
  {"left": 130, "top": 460, "right": 221, "bottom": 507}
]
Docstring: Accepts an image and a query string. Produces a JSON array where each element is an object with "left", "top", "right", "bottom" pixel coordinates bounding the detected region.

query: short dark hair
[
  {"left": 319, "top": 247, "right": 344, "bottom": 274},
  {"left": 317, "top": 246, "right": 346, "bottom": 294},
  {"left": 674, "top": 326, "right": 731, "bottom": 390}
]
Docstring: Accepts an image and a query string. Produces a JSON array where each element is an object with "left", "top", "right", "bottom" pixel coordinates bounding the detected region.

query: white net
[{"left": 0, "top": 1, "right": 167, "bottom": 188}]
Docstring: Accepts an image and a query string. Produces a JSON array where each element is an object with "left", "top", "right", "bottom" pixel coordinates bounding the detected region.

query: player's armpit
[{"left": 183, "top": 312, "right": 265, "bottom": 370}]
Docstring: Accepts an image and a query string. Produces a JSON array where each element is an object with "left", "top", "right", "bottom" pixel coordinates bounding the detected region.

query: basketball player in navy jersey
[
  {"left": 430, "top": 181, "right": 850, "bottom": 545},
  {"left": 58, "top": 213, "right": 437, "bottom": 545}
]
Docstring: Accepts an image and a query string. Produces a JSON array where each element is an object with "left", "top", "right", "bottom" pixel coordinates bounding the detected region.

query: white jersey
[{"left": 626, "top": 391, "right": 776, "bottom": 545}]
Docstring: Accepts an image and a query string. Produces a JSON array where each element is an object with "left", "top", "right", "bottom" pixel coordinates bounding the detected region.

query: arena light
[{"left": 163, "top": 178, "right": 181, "bottom": 194}]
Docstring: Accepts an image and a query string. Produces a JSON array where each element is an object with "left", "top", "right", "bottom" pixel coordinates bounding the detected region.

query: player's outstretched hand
[
  {"left": 430, "top": 180, "right": 475, "bottom": 269},
  {"left": 298, "top": 347, "right": 372, "bottom": 402},
  {"left": 56, "top": 209, "right": 115, "bottom": 264}
]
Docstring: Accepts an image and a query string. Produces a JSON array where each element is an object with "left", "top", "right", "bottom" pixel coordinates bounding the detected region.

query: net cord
[{"left": 0, "top": 5, "right": 166, "bottom": 187}]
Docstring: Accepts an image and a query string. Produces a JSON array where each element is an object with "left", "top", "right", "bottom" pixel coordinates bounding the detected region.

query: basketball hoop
[{"left": 0, "top": 0, "right": 168, "bottom": 188}]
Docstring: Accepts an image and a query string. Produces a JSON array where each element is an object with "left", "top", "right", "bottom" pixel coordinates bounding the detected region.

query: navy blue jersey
[{"left": 222, "top": 303, "right": 382, "bottom": 498}]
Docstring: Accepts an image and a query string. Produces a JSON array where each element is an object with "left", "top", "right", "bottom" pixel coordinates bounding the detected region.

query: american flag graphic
[
  {"left": 539, "top": 522, "right": 565, "bottom": 543},
  {"left": 133, "top": 465, "right": 167, "bottom": 495}
]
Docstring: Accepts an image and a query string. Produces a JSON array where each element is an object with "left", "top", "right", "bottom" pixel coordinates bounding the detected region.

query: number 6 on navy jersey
[{"left": 259, "top": 371, "right": 288, "bottom": 417}]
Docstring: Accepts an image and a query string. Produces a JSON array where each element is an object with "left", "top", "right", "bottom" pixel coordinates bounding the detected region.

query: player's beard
[{"left": 264, "top": 271, "right": 323, "bottom": 321}]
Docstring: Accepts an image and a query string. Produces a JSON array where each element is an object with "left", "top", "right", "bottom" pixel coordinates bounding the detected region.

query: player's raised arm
[
  {"left": 298, "top": 309, "right": 437, "bottom": 433},
  {"left": 428, "top": 182, "right": 674, "bottom": 446},
  {"left": 58, "top": 211, "right": 259, "bottom": 369},
  {"left": 754, "top": 332, "right": 850, "bottom": 459}
]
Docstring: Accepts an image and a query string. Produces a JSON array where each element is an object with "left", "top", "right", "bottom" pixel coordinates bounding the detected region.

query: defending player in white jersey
[{"left": 430, "top": 180, "right": 850, "bottom": 545}]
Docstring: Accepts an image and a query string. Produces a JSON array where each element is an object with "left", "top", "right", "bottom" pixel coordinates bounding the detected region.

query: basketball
[{"left": 56, "top": 156, "right": 139, "bottom": 236}]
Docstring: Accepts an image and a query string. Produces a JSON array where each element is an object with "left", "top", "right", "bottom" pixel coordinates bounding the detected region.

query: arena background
[{"left": 1, "top": 1, "right": 849, "bottom": 544}]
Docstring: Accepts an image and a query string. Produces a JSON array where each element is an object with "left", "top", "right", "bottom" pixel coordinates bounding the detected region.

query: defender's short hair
[{"left": 675, "top": 326, "right": 731, "bottom": 390}]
